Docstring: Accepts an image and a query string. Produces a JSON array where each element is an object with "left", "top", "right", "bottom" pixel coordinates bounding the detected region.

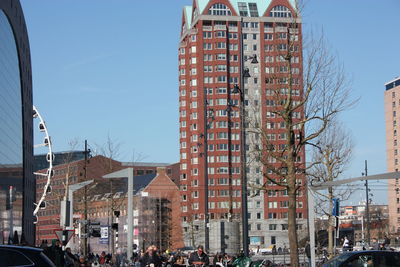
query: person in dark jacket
[
  {"left": 189, "top": 245, "right": 209, "bottom": 267},
  {"left": 140, "top": 245, "right": 162, "bottom": 267}
]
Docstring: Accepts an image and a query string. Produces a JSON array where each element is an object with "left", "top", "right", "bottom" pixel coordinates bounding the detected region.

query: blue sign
[
  {"left": 99, "top": 226, "right": 109, "bottom": 244},
  {"left": 332, "top": 198, "right": 340, "bottom": 217}
]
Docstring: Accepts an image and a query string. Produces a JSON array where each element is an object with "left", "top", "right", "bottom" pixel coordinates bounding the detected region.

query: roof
[
  {"left": 93, "top": 173, "right": 157, "bottom": 197},
  {"left": 184, "top": 6, "right": 193, "bottom": 29},
  {"left": 196, "top": 0, "right": 297, "bottom": 18},
  {"left": 121, "top": 162, "right": 171, "bottom": 167}
]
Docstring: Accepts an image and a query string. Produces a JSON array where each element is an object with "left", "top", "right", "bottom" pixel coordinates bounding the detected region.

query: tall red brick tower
[{"left": 178, "top": 0, "right": 307, "bottom": 249}]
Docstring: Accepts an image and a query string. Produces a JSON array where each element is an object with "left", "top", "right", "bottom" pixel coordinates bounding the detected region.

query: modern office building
[
  {"left": 384, "top": 77, "right": 400, "bottom": 233},
  {"left": 34, "top": 151, "right": 87, "bottom": 172},
  {"left": 0, "top": 0, "right": 34, "bottom": 244},
  {"left": 178, "top": 0, "right": 307, "bottom": 249}
]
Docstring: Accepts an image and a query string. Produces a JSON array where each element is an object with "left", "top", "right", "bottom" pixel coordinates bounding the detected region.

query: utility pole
[
  {"left": 364, "top": 160, "right": 371, "bottom": 246},
  {"left": 83, "top": 140, "right": 89, "bottom": 256}
]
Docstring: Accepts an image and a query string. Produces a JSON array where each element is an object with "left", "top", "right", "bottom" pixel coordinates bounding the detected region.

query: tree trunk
[
  {"left": 288, "top": 184, "right": 299, "bottom": 267},
  {"left": 328, "top": 187, "right": 334, "bottom": 257}
]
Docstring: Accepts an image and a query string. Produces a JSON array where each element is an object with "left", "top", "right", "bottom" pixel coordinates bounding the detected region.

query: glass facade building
[{"left": 0, "top": 0, "right": 34, "bottom": 244}]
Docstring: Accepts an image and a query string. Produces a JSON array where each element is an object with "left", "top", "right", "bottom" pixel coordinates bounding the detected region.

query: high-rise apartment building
[
  {"left": 178, "top": 0, "right": 307, "bottom": 249},
  {"left": 384, "top": 77, "right": 400, "bottom": 233}
]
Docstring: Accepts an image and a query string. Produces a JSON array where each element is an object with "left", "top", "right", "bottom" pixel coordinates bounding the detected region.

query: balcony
[
  {"left": 228, "top": 26, "right": 238, "bottom": 32},
  {"left": 275, "top": 27, "right": 287, "bottom": 33},
  {"left": 214, "top": 25, "right": 227, "bottom": 30},
  {"left": 264, "top": 27, "right": 274, "bottom": 33}
]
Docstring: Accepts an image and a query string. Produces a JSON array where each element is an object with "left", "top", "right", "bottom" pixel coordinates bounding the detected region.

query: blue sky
[{"left": 21, "top": 0, "right": 400, "bottom": 204}]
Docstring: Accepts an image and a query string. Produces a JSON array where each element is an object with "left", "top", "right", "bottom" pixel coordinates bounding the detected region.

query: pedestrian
[
  {"left": 78, "top": 255, "right": 90, "bottom": 267},
  {"left": 99, "top": 251, "right": 107, "bottom": 266},
  {"left": 305, "top": 241, "right": 311, "bottom": 267},
  {"left": 140, "top": 245, "right": 162, "bottom": 267},
  {"left": 342, "top": 236, "right": 350, "bottom": 252},
  {"left": 65, "top": 247, "right": 78, "bottom": 267},
  {"left": 188, "top": 245, "right": 209, "bottom": 267},
  {"left": 371, "top": 238, "right": 380, "bottom": 250},
  {"left": 52, "top": 240, "right": 65, "bottom": 267},
  {"left": 174, "top": 255, "right": 185, "bottom": 267}
]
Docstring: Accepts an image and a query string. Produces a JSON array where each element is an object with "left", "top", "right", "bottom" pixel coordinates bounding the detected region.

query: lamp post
[
  {"left": 233, "top": 20, "right": 258, "bottom": 255},
  {"left": 202, "top": 90, "right": 214, "bottom": 252}
]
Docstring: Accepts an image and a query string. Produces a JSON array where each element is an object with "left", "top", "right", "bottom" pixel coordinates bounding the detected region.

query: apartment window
[
  {"left": 216, "top": 42, "right": 226, "bottom": 49},
  {"left": 216, "top": 54, "right": 226, "bottom": 60},
  {"left": 271, "top": 236, "right": 276, "bottom": 245},
  {"left": 238, "top": 2, "right": 248, "bottom": 16},
  {"left": 203, "top": 43, "right": 212, "bottom": 50},
  {"left": 248, "top": 3, "right": 259, "bottom": 17},
  {"left": 268, "top": 202, "right": 278, "bottom": 209},
  {"left": 252, "top": 34, "right": 257, "bottom": 40},
  {"left": 256, "top": 224, "right": 261, "bottom": 230},
  {"left": 216, "top": 31, "right": 226, "bottom": 38},
  {"left": 269, "top": 224, "right": 277, "bottom": 231},
  {"left": 203, "top": 32, "right": 212, "bottom": 39},
  {"left": 270, "top": 5, "right": 292, "bottom": 18},
  {"left": 208, "top": 3, "right": 232, "bottom": 16},
  {"left": 257, "top": 212, "right": 262, "bottom": 219},
  {"left": 228, "top": 33, "right": 238, "bottom": 39}
]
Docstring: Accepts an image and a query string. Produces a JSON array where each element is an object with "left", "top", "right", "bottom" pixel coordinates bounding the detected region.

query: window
[
  {"left": 208, "top": 3, "right": 232, "bottom": 16},
  {"left": 269, "top": 224, "right": 277, "bottom": 231},
  {"left": 271, "top": 236, "right": 276, "bottom": 245},
  {"left": 248, "top": 3, "right": 259, "bottom": 17},
  {"left": 238, "top": 2, "right": 248, "bottom": 16},
  {"left": 270, "top": 5, "right": 292, "bottom": 18}
]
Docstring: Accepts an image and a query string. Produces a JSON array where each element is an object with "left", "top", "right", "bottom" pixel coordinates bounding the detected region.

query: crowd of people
[{"left": 38, "top": 241, "right": 244, "bottom": 267}]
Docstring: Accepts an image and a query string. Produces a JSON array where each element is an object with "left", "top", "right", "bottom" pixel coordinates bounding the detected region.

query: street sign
[
  {"left": 99, "top": 226, "right": 109, "bottom": 244},
  {"left": 54, "top": 229, "right": 74, "bottom": 245}
]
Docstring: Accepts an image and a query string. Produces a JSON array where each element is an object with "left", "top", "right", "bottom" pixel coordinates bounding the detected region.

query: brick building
[
  {"left": 68, "top": 167, "right": 183, "bottom": 254},
  {"left": 384, "top": 77, "right": 400, "bottom": 234},
  {"left": 178, "top": 0, "right": 307, "bottom": 248},
  {"left": 35, "top": 155, "right": 179, "bottom": 246}
]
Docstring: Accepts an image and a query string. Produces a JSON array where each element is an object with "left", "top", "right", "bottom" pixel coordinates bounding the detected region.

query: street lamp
[
  {"left": 202, "top": 95, "right": 214, "bottom": 252},
  {"left": 232, "top": 27, "right": 258, "bottom": 255}
]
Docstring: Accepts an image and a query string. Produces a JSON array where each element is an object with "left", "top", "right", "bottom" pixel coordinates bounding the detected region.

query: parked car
[
  {"left": 0, "top": 245, "right": 55, "bottom": 267},
  {"left": 177, "top": 246, "right": 195, "bottom": 256},
  {"left": 321, "top": 250, "right": 400, "bottom": 267}
]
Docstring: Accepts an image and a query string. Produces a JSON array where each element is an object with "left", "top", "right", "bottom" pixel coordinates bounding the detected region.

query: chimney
[{"left": 157, "top": 167, "right": 166, "bottom": 176}]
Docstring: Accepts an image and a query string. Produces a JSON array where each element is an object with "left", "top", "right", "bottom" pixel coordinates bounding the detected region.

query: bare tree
[
  {"left": 309, "top": 121, "right": 354, "bottom": 257},
  {"left": 245, "top": 2, "right": 356, "bottom": 265}
]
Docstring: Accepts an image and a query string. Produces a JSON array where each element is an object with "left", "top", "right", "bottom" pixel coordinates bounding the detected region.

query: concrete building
[
  {"left": 384, "top": 77, "right": 400, "bottom": 234},
  {"left": 0, "top": 0, "right": 35, "bottom": 244},
  {"left": 178, "top": 0, "right": 307, "bottom": 250}
]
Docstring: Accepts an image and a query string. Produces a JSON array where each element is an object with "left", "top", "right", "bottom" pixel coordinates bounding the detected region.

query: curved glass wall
[{"left": 0, "top": 10, "right": 23, "bottom": 242}]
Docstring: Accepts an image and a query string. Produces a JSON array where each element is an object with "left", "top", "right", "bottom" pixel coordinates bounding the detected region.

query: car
[
  {"left": 321, "top": 250, "right": 400, "bottom": 267},
  {"left": 177, "top": 246, "right": 195, "bottom": 256},
  {"left": 0, "top": 245, "right": 55, "bottom": 267}
]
